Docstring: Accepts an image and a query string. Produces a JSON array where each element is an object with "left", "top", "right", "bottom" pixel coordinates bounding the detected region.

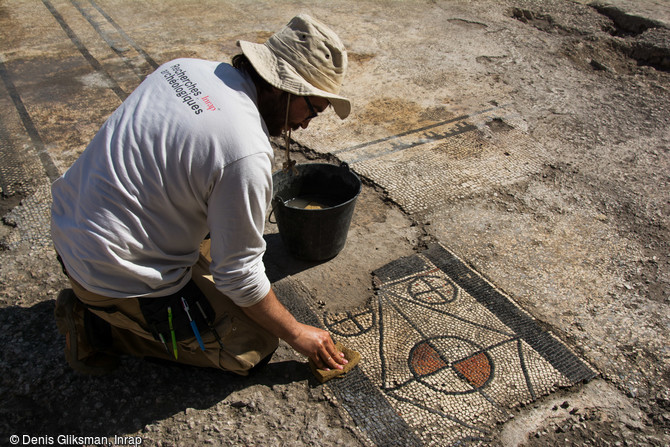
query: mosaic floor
[
  {"left": 284, "top": 244, "right": 596, "bottom": 446},
  {"left": 328, "top": 106, "right": 544, "bottom": 217}
]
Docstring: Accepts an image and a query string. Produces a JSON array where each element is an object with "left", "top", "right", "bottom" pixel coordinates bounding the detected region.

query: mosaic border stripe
[
  {"left": 275, "top": 280, "right": 422, "bottom": 447},
  {"left": 419, "top": 244, "right": 596, "bottom": 384}
]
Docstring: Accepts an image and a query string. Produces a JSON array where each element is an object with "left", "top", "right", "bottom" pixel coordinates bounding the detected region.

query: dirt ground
[{"left": 1, "top": 0, "right": 669, "bottom": 446}]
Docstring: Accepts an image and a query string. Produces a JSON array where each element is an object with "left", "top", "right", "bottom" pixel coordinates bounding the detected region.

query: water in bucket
[
  {"left": 272, "top": 163, "right": 361, "bottom": 261},
  {"left": 284, "top": 195, "right": 340, "bottom": 210}
]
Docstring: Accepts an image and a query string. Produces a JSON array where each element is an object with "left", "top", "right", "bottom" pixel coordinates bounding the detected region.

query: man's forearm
[
  {"left": 241, "top": 288, "right": 347, "bottom": 370},
  {"left": 241, "top": 288, "right": 301, "bottom": 343}
]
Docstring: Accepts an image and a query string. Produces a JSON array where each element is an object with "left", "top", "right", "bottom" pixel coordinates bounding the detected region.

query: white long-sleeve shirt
[{"left": 51, "top": 59, "right": 273, "bottom": 307}]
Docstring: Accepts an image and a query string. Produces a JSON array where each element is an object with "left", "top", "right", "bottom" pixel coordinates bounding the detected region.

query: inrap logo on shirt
[
  {"left": 200, "top": 95, "right": 217, "bottom": 112},
  {"left": 161, "top": 63, "right": 204, "bottom": 115}
]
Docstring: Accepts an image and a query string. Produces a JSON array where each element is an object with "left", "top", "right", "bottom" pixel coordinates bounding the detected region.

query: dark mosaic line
[
  {"left": 397, "top": 336, "right": 519, "bottom": 395},
  {"left": 453, "top": 353, "right": 497, "bottom": 393},
  {"left": 330, "top": 114, "right": 470, "bottom": 155},
  {"left": 383, "top": 291, "right": 431, "bottom": 341},
  {"left": 517, "top": 338, "right": 537, "bottom": 401},
  {"left": 422, "top": 244, "right": 596, "bottom": 384},
  {"left": 41, "top": 0, "right": 128, "bottom": 101},
  {"left": 276, "top": 281, "right": 422, "bottom": 447},
  {"left": 384, "top": 390, "right": 492, "bottom": 438},
  {"left": 328, "top": 370, "right": 423, "bottom": 447},
  {"left": 85, "top": 0, "right": 160, "bottom": 69},
  {"left": 331, "top": 104, "right": 505, "bottom": 156},
  {"left": 452, "top": 436, "right": 492, "bottom": 446},
  {"left": 405, "top": 270, "right": 458, "bottom": 304},
  {"left": 376, "top": 293, "right": 390, "bottom": 399},
  {"left": 0, "top": 59, "right": 60, "bottom": 182},
  {"left": 374, "top": 254, "right": 429, "bottom": 282},
  {"left": 381, "top": 286, "right": 517, "bottom": 338},
  {"left": 347, "top": 121, "right": 477, "bottom": 165},
  {"left": 69, "top": 0, "right": 146, "bottom": 81},
  {"left": 325, "top": 308, "right": 375, "bottom": 335},
  {"left": 349, "top": 310, "right": 370, "bottom": 333},
  {"left": 476, "top": 388, "right": 508, "bottom": 418}
]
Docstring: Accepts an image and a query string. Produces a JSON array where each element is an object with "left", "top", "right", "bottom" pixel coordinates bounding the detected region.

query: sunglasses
[{"left": 303, "top": 96, "right": 319, "bottom": 120}]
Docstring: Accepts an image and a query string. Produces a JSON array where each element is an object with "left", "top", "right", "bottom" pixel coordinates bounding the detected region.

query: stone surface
[{"left": 1, "top": 0, "right": 668, "bottom": 445}]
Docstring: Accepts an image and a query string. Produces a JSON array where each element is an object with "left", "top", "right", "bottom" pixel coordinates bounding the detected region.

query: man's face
[{"left": 261, "top": 92, "right": 330, "bottom": 137}]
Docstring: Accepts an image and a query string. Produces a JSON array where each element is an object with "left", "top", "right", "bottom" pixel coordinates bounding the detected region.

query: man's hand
[
  {"left": 287, "top": 322, "right": 348, "bottom": 370},
  {"left": 241, "top": 288, "right": 348, "bottom": 370}
]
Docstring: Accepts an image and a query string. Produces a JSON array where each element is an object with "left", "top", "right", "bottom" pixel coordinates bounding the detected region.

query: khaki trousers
[{"left": 69, "top": 240, "right": 278, "bottom": 376}]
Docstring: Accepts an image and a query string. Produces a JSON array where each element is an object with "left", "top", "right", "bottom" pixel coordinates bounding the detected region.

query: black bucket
[{"left": 271, "top": 163, "right": 361, "bottom": 261}]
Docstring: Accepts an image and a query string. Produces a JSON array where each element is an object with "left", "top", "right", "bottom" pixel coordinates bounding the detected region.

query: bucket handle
[{"left": 268, "top": 196, "right": 282, "bottom": 224}]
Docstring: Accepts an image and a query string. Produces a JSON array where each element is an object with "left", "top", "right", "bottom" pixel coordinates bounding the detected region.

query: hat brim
[{"left": 238, "top": 40, "right": 351, "bottom": 119}]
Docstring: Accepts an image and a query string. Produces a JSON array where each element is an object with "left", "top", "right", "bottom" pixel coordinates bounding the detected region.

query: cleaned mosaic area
[
  {"left": 331, "top": 106, "right": 543, "bottom": 217},
  {"left": 286, "top": 244, "right": 596, "bottom": 446}
]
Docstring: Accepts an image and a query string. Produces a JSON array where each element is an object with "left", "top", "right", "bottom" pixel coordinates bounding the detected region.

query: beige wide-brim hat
[{"left": 238, "top": 14, "right": 351, "bottom": 119}]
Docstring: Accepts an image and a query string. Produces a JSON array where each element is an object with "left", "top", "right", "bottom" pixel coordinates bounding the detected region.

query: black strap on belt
[{"left": 55, "top": 253, "right": 216, "bottom": 343}]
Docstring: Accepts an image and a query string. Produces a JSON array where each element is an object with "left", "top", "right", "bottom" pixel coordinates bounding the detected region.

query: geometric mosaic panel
[{"left": 294, "top": 244, "right": 597, "bottom": 446}]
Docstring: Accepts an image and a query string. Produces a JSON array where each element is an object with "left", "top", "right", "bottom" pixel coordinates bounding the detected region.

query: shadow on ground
[
  {"left": 0, "top": 300, "right": 311, "bottom": 438},
  {"left": 263, "top": 232, "right": 328, "bottom": 283}
]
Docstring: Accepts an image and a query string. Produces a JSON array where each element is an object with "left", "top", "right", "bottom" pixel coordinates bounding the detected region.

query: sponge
[{"left": 309, "top": 342, "right": 361, "bottom": 383}]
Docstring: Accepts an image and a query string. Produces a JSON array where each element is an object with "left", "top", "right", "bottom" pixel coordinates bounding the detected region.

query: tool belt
[
  {"left": 56, "top": 253, "right": 218, "bottom": 350},
  {"left": 138, "top": 280, "right": 216, "bottom": 342}
]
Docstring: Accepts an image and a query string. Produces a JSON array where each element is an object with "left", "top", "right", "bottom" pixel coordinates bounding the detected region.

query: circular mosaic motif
[
  {"left": 407, "top": 275, "right": 457, "bottom": 305},
  {"left": 324, "top": 308, "right": 375, "bottom": 337},
  {"left": 408, "top": 336, "right": 493, "bottom": 395}
]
